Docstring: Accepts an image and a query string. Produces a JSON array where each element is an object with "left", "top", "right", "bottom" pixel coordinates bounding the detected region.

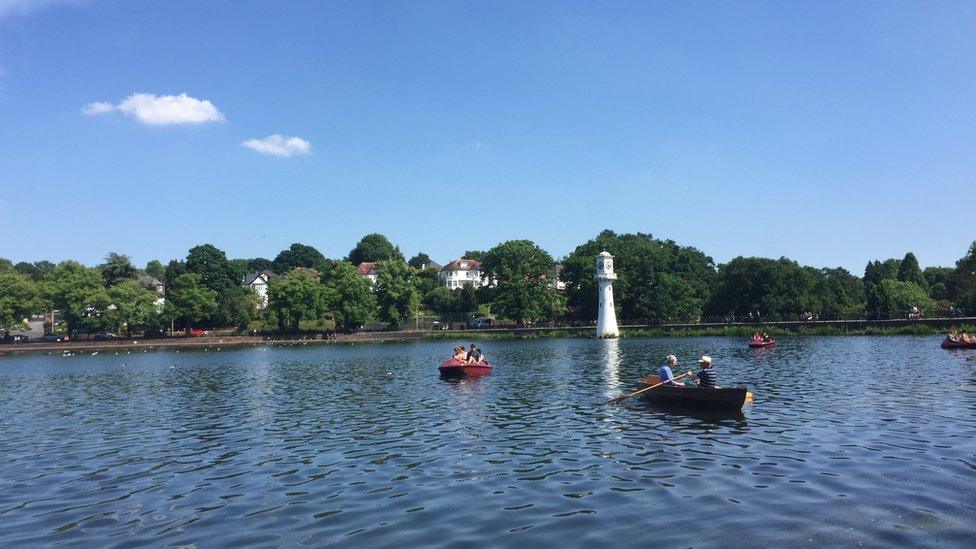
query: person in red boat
[
  {"left": 466, "top": 344, "right": 486, "bottom": 364},
  {"left": 452, "top": 345, "right": 467, "bottom": 362}
]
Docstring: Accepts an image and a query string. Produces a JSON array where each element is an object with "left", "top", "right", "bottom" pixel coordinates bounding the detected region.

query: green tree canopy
[
  {"left": 105, "top": 279, "right": 159, "bottom": 336},
  {"left": 100, "top": 252, "right": 136, "bottom": 286},
  {"left": 321, "top": 262, "right": 375, "bottom": 331},
  {"left": 463, "top": 250, "right": 486, "bottom": 262},
  {"left": 704, "top": 257, "right": 822, "bottom": 319},
  {"left": 144, "top": 260, "right": 166, "bottom": 282},
  {"left": 481, "top": 240, "right": 565, "bottom": 324},
  {"left": 897, "top": 252, "right": 927, "bottom": 289},
  {"left": 951, "top": 241, "right": 976, "bottom": 313},
  {"left": 374, "top": 261, "right": 419, "bottom": 329},
  {"left": 186, "top": 244, "right": 243, "bottom": 294},
  {"left": 408, "top": 252, "right": 432, "bottom": 269},
  {"left": 863, "top": 258, "right": 901, "bottom": 286},
  {"left": 561, "top": 230, "right": 715, "bottom": 322},
  {"left": 13, "top": 261, "right": 55, "bottom": 281},
  {"left": 273, "top": 243, "right": 330, "bottom": 274},
  {"left": 267, "top": 269, "right": 329, "bottom": 331},
  {"left": 866, "top": 279, "right": 935, "bottom": 317},
  {"left": 0, "top": 270, "right": 40, "bottom": 331},
  {"left": 166, "top": 273, "right": 218, "bottom": 330},
  {"left": 348, "top": 233, "right": 404, "bottom": 265},
  {"left": 40, "top": 261, "right": 111, "bottom": 333}
]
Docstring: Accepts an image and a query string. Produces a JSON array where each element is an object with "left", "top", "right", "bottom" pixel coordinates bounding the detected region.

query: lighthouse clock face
[
  {"left": 605, "top": 260, "right": 612, "bottom": 271},
  {"left": 598, "top": 261, "right": 604, "bottom": 271}
]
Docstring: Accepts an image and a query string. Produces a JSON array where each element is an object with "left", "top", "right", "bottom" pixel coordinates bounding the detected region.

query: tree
[
  {"left": 14, "top": 261, "right": 55, "bottom": 281},
  {"left": 185, "top": 244, "right": 243, "bottom": 294},
  {"left": 408, "top": 252, "right": 432, "bottom": 269},
  {"left": 348, "top": 233, "right": 404, "bottom": 265},
  {"left": 704, "top": 257, "right": 821, "bottom": 319},
  {"left": 40, "top": 261, "right": 111, "bottom": 333},
  {"left": 561, "top": 230, "right": 715, "bottom": 322},
  {"left": 481, "top": 240, "right": 565, "bottom": 324},
  {"left": 0, "top": 258, "right": 12, "bottom": 270},
  {"left": 897, "top": 252, "right": 927, "bottom": 289},
  {"left": 0, "top": 270, "right": 40, "bottom": 331},
  {"left": 374, "top": 261, "right": 419, "bottom": 329},
  {"left": 951, "top": 241, "right": 976, "bottom": 313},
  {"left": 100, "top": 252, "right": 136, "bottom": 286},
  {"left": 463, "top": 250, "right": 486, "bottom": 262},
  {"left": 863, "top": 258, "right": 901, "bottom": 286},
  {"left": 144, "top": 260, "right": 166, "bottom": 281},
  {"left": 266, "top": 269, "right": 329, "bottom": 331},
  {"left": 233, "top": 257, "right": 274, "bottom": 274},
  {"left": 105, "top": 279, "right": 158, "bottom": 336},
  {"left": 413, "top": 267, "right": 440, "bottom": 297},
  {"left": 166, "top": 273, "right": 218, "bottom": 330},
  {"left": 164, "top": 260, "right": 188, "bottom": 289},
  {"left": 865, "top": 279, "right": 935, "bottom": 317},
  {"left": 423, "top": 286, "right": 458, "bottom": 315},
  {"left": 321, "top": 262, "right": 375, "bottom": 331},
  {"left": 273, "top": 243, "right": 330, "bottom": 273}
]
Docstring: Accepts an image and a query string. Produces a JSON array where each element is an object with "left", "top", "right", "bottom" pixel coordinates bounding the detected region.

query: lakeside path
[{"left": 3, "top": 316, "right": 975, "bottom": 357}]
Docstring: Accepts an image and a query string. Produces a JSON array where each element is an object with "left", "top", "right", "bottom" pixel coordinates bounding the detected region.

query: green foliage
[
  {"left": 865, "top": 279, "right": 935, "bottom": 316},
  {"left": 897, "top": 252, "right": 927, "bottom": 289},
  {"left": 13, "top": 260, "right": 55, "bottom": 281},
  {"left": 273, "top": 243, "right": 329, "bottom": 273},
  {"left": 100, "top": 252, "right": 136, "bottom": 286},
  {"left": 105, "top": 279, "right": 159, "bottom": 336},
  {"left": 481, "top": 240, "right": 565, "bottom": 324},
  {"left": 0, "top": 270, "right": 40, "bottom": 331},
  {"left": 463, "top": 250, "right": 486, "bottom": 262},
  {"left": 374, "top": 261, "right": 419, "bottom": 329},
  {"left": 348, "top": 233, "right": 404, "bottom": 265},
  {"left": 0, "top": 258, "right": 12, "bottom": 270},
  {"left": 167, "top": 273, "right": 218, "bottom": 328},
  {"left": 923, "top": 267, "right": 953, "bottom": 299},
  {"left": 267, "top": 269, "right": 329, "bottom": 331},
  {"left": 321, "top": 262, "right": 375, "bottom": 330},
  {"left": 863, "top": 258, "right": 901, "bottom": 286},
  {"left": 41, "top": 261, "right": 111, "bottom": 333},
  {"left": 562, "top": 230, "right": 715, "bottom": 322},
  {"left": 408, "top": 252, "right": 432, "bottom": 269},
  {"left": 185, "top": 244, "right": 248, "bottom": 325},
  {"left": 413, "top": 267, "right": 440, "bottom": 297},
  {"left": 951, "top": 241, "right": 976, "bottom": 313},
  {"left": 144, "top": 260, "right": 166, "bottom": 282},
  {"left": 705, "top": 257, "right": 820, "bottom": 318}
]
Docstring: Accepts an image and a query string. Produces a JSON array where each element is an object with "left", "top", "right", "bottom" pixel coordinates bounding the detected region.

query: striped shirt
[{"left": 697, "top": 367, "right": 718, "bottom": 389}]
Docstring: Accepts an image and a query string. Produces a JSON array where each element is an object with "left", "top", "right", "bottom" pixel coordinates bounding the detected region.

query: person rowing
[
  {"left": 466, "top": 343, "right": 486, "bottom": 364},
  {"left": 659, "top": 355, "right": 692, "bottom": 387}
]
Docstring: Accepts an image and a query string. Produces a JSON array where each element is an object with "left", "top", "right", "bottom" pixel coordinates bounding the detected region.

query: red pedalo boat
[
  {"left": 941, "top": 338, "right": 976, "bottom": 349},
  {"left": 748, "top": 339, "right": 777, "bottom": 349},
  {"left": 438, "top": 359, "right": 492, "bottom": 377}
]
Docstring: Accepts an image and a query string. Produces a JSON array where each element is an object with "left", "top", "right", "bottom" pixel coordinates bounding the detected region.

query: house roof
[
  {"left": 356, "top": 262, "right": 377, "bottom": 276},
  {"left": 137, "top": 275, "right": 163, "bottom": 286},
  {"left": 243, "top": 270, "right": 275, "bottom": 285},
  {"left": 441, "top": 259, "right": 481, "bottom": 272}
]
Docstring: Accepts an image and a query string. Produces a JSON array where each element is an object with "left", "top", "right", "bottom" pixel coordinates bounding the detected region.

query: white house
[
  {"left": 551, "top": 263, "right": 566, "bottom": 291},
  {"left": 440, "top": 259, "right": 483, "bottom": 289},
  {"left": 356, "top": 262, "right": 379, "bottom": 288},
  {"left": 243, "top": 270, "right": 273, "bottom": 309}
]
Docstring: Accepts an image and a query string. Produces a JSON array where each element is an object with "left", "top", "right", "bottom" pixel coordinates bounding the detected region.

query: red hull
[
  {"left": 942, "top": 339, "right": 976, "bottom": 349},
  {"left": 438, "top": 359, "right": 492, "bottom": 377},
  {"left": 748, "top": 340, "right": 777, "bottom": 348}
]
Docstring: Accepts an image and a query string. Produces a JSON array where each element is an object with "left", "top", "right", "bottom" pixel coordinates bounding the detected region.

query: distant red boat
[
  {"left": 941, "top": 338, "right": 976, "bottom": 349},
  {"left": 438, "top": 359, "right": 492, "bottom": 377},
  {"left": 748, "top": 339, "right": 777, "bottom": 348}
]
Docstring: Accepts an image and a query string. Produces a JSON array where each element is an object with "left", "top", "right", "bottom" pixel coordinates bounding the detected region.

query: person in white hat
[{"left": 695, "top": 356, "right": 718, "bottom": 389}]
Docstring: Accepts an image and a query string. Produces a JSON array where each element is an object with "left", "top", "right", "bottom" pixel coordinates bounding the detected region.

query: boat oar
[{"left": 606, "top": 372, "right": 692, "bottom": 405}]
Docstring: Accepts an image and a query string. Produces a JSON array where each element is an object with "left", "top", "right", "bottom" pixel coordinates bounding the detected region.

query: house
[
  {"left": 552, "top": 263, "right": 566, "bottom": 291},
  {"left": 137, "top": 275, "right": 165, "bottom": 297},
  {"left": 356, "top": 262, "right": 379, "bottom": 288},
  {"left": 243, "top": 270, "right": 274, "bottom": 309},
  {"left": 440, "top": 259, "right": 483, "bottom": 289}
]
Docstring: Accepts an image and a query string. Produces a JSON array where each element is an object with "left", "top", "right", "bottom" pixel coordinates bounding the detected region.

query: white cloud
[
  {"left": 82, "top": 93, "right": 224, "bottom": 125},
  {"left": 241, "top": 134, "right": 311, "bottom": 157},
  {"left": 0, "top": 0, "right": 84, "bottom": 20}
]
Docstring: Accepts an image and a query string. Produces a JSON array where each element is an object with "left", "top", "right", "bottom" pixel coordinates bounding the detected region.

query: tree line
[{"left": 2, "top": 230, "right": 975, "bottom": 336}]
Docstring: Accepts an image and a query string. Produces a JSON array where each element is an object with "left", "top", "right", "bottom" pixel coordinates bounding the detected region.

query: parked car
[
  {"left": 468, "top": 317, "right": 494, "bottom": 329},
  {"left": 92, "top": 333, "right": 119, "bottom": 341},
  {"left": 188, "top": 328, "right": 209, "bottom": 337},
  {"left": 0, "top": 334, "right": 30, "bottom": 344},
  {"left": 40, "top": 333, "right": 68, "bottom": 343}
]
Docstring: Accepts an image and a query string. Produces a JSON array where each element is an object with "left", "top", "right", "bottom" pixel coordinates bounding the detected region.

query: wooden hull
[
  {"left": 942, "top": 339, "right": 976, "bottom": 349},
  {"left": 438, "top": 359, "right": 492, "bottom": 377},
  {"left": 637, "top": 376, "right": 749, "bottom": 411},
  {"left": 748, "top": 340, "right": 776, "bottom": 348}
]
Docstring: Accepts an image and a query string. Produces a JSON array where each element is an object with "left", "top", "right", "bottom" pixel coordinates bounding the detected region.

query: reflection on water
[{"left": 0, "top": 336, "right": 974, "bottom": 547}]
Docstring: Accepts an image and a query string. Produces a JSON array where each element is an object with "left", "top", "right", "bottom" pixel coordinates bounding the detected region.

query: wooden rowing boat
[
  {"left": 636, "top": 375, "right": 751, "bottom": 411},
  {"left": 438, "top": 358, "right": 492, "bottom": 377}
]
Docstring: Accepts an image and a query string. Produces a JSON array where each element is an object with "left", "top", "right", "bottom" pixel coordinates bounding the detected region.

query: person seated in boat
[
  {"left": 962, "top": 333, "right": 973, "bottom": 344},
  {"left": 693, "top": 356, "right": 718, "bottom": 389},
  {"left": 947, "top": 331, "right": 959, "bottom": 342},
  {"left": 452, "top": 345, "right": 467, "bottom": 362},
  {"left": 761, "top": 332, "right": 772, "bottom": 342},
  {"left": 466, "top": 343, "right": 485, "bottom": 364},
  {"left": 659, "top": 355, "right": 692, "bottom": 387},
  {"left": 752, "top": 332, "right": 762, "bottom": 342}
]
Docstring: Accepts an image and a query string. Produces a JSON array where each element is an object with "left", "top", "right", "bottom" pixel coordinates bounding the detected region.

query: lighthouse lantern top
[{"left": 596, "top": 251, "right": 615, "bottom": 276}]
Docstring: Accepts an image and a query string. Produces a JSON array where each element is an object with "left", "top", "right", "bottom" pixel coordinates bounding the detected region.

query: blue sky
[{"left": 1, "top": 1, "right": 974, "bottom": 273}]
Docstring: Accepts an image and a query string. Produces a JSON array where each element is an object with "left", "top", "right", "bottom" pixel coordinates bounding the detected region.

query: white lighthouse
[{"left": 595, "top": 251, "right": 619, "bottom": 338}]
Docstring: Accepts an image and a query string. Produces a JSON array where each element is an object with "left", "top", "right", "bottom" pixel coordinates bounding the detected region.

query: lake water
[{"left": 1, "top": 336, "right": 974, "bottom": 547}]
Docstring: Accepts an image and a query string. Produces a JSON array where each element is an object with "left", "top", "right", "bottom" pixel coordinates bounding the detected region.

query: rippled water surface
[{"left": 1, "top": 336, "right": 975, "bottom": 547}]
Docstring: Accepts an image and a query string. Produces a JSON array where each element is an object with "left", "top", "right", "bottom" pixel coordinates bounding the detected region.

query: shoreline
[{"left": 3, "top": 319, "right": 975, "bottom": 357}]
